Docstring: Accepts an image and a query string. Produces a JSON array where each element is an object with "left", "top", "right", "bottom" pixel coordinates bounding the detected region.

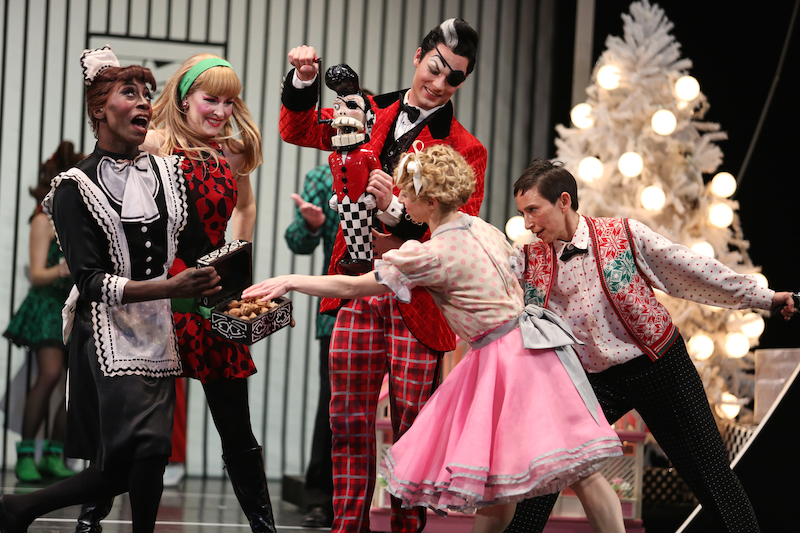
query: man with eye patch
[{"left": 280, "top": 17, "right": 486, "bottom": 533}]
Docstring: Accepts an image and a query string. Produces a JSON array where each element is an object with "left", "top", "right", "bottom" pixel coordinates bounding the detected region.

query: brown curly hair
[
  {"left": 394, "top": 143, "right": 475, "bottom": 214},
  {"left": 29, "top": 141, "right": 84, "bottom": 204}
]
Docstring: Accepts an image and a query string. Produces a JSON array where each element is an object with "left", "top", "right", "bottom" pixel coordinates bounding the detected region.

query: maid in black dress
[{"left": 0, "top": 47, "right": 219, "bottom": 533}]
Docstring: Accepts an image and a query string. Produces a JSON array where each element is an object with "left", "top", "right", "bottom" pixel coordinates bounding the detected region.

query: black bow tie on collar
[
  {"left": 560, "top": 243, "right": 588, "bottom": 261},
  {"left": 399, "top": 101, "right": 421, "bottom": 122}
]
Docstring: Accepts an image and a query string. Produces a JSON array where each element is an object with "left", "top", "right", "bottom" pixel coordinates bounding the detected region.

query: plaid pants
[
  {"left": 329, "top": 294, "right": 442, "bottom": 533},
  {"left": 506, "top": 336, "right": 760, "bottom": 533}
]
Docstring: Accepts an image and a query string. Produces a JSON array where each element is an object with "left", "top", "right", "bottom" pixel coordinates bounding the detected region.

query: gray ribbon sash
[{"left": 469, "top": 304, "right": 602, "bottom": 425}]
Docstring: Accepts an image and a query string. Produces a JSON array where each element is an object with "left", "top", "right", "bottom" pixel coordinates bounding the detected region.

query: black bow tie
[
  {"left": 399, "top": 101, "right": 421, "bottom": 122},
  {"left": 560, "top": 243, "right": 588, "bottom": 261}
]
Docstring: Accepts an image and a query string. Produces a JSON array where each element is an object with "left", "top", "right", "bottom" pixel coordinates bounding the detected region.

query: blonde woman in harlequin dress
[
  {"left": 142, "top": 53, "right": 274, "bottom": 533},
  {"left": 243, "top": 144, "right": 627, "bottom": 533}
]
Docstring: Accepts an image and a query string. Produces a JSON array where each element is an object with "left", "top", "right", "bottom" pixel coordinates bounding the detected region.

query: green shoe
[
  {"left": 15, "top": 439, "right": 43, "bottom": 482},
  {"left": 38, "top": 440, "right": 76, "bottom": 479}
]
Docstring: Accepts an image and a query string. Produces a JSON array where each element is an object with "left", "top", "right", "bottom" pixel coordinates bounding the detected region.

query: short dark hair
[
  {"left": 513, "top": 159, "right": 579, "bottom": 211},
  {"left": 419, "top": 18, "right": 479, "bottom": 75}
]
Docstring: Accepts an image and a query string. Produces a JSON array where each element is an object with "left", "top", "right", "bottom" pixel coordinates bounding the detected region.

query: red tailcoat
[{"left": 280, "top": 75, "right": 487, "bottom": 352}]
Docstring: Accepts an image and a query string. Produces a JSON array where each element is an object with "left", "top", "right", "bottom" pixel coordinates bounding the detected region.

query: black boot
[
  {"left": 74, "top": 497, "right": 114, "bottom": 533},
  {"left": 223, "top": 447, "right": 277, "bottom": 533}
]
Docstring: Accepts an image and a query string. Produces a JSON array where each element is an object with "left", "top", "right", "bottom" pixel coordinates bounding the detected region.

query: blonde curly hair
[
  {"left": 150, "top": 53, "right": 263, "bottom": 176},
  {"left": 395, "top": 143, "right": 475, "bottom": 214}
]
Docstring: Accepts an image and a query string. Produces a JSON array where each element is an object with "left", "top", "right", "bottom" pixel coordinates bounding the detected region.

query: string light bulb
[
  {"left": 578, "top": 157, "right": 604, "bottom": 182},
  {"left": 740, "top": 312, "right": 766, "bottom": 339},
  {"left": 687, "top": 333, "right": 714, "bottom": 361},
  {"left": 715, "top": 392, "right": 741, "bottom": 420},
  {"left": 675, "top": 75, "right": 700, "bottom": 101},
  {"left": 691, "top": 241, "right": 715, "bottom": 258},
  {"left": 505, "top": 216, "right": 528, "bottom": 242},
  {"left": 641, "top": 185, "right": 666, "bottom": 211},
  {"left": 708, "top": 202, "right": 734, "bottom": 228},
  {"left": 618, "top": 152, "right": 644, "bottom": 178},
  {"left": 570, "top": 103, "right": 594, "bottom": 129},
  {"left": 725, "top": 332, "right": 750, "bottom": 358},
  {"left": 751, "top": 273, "right": 769, "bottom": 288},
  {"left": 710, "top": 172, "right": 737, "bottom": 198},
  {"left": 651, "top": 109, "right": 677, "bottom": 135},
  {"left": 597, "top": 65, "right": 621, "bottom": 90}
]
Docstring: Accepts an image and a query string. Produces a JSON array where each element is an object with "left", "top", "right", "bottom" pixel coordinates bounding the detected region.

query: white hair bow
[{"left": 398, "top": 140, "right": 425, "bottom": 194}]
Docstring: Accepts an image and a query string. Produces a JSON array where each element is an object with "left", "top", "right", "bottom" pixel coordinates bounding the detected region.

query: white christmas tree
[{"left": 554, "top": 0, "right": 766, "bottom": 423}]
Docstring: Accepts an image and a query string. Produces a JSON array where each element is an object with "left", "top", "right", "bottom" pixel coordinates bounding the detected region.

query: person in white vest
[{"left": 506, "top": 158, "right": 797, "bottom": 533}]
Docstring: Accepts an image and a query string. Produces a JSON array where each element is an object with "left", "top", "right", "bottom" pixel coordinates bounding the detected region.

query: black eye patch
[{"left": 434, "top": 45, "right": 466, "bottom": 87}]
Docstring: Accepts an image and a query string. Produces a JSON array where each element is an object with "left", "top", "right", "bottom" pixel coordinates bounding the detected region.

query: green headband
[{"left": 178, "top": 58, "right": 233, "bottom": 100}]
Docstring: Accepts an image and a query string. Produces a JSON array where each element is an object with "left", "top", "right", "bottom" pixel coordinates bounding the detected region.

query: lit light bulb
[
  {"left": 651, "top": 109, "right": 677, "bottom": 135},
  {"left": 505, "top": 216, "right": 528, "bottom": 242},
  {"left": 597, "top": 65, "right": 621, "bottom": 90},
  {"left": 708, "top": 202, "right": 734, "bottom": 228},
  {"left": 570, "top": 103, "right": 594, "bottom": 129},
  {"left": 687, "top": 333, "right": 714, "bottom": 361},
  {"left": 578, "top": 157, "right": 604, "bottom": 182},
  {"left": 751, "top": 273, "right": 769, "bottom": 287},
  {"left": 618, "top": 152, "right": 643, "bottom": 178},
  {"left": 710, "top": 172, "right": 737, "bottom": 198},
  {"left": 725, "top": 332, "right": 750, "bottom": 358},
  {"left": 740, "top": 312, "right": 765, "bottom": 338},
  {"left": 640, "top": 185, "right": 666, "bottom": 211},
  {"left": 691, "top": 241, "right": 715, "bottom": 258},
  {"left": 715, "top": 391, "right": 741, "bottom": 420},
  {"left": 675, "top": 75, "right": 700, "bottom": 101}
]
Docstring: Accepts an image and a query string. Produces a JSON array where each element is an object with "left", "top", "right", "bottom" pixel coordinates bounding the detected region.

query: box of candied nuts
[{"left": 196, "top": 240, "right": 293, "bottom": 344}]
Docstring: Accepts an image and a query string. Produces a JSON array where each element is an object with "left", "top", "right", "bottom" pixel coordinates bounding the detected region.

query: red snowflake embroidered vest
[{"left": 522, "top": 217, "right": 678, "bottom": 361}]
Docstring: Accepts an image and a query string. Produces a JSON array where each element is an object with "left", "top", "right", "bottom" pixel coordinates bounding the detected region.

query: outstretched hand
[
  {"left": 772, "top": 291, "right": 799, "bottom": 320},
  {"left": 291, "top": 193, "right": 326, "bottom": 232},
  {"left": 242, "top": 275, "right": 294, "bottom": 302}
]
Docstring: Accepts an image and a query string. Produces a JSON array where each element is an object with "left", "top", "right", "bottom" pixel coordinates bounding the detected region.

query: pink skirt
[{"left": 378, "top": 327, "right": 622, "bottom": 514}]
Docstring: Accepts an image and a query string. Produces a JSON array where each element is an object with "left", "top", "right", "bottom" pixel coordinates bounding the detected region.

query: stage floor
[
  {"left": 1, "top": 471, "right": 321, "bottom": 533},
  {"left": 2, "top": 470, "right": 691, "bottom": 532}
]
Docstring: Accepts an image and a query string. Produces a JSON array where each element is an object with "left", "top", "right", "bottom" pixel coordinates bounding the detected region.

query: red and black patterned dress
[{"left": 170, "top": 142, "right": 256, "bottom": 382}]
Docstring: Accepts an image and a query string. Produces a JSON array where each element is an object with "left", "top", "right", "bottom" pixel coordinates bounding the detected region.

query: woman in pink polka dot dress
[{"left": 243, "top": 144, "right": 625, "bottom": 533}]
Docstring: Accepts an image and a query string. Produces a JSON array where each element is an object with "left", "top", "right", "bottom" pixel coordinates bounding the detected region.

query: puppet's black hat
[{"left": 325, "top": 64, "right": 360, "bottom": 96}]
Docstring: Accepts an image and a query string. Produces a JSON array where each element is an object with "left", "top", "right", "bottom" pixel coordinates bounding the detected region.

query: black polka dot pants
[{"left": 506, "top": 336, "right": 760, "bottom": 533}]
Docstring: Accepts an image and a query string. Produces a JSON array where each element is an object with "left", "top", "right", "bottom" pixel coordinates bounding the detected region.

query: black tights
[
  {"left": 3, "top": 456, "right": 167, "bottom": 533},
  {"left": 21, "top": 346, "right": 68, "bottom": 440},
  {"left": 202, "top": 377, "right": 258, "bottom": 456}
]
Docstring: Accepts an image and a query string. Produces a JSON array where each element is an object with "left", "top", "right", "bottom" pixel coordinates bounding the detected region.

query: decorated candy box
[{"left": 196, "top": 240, "right": 293, "bottom": 344}]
